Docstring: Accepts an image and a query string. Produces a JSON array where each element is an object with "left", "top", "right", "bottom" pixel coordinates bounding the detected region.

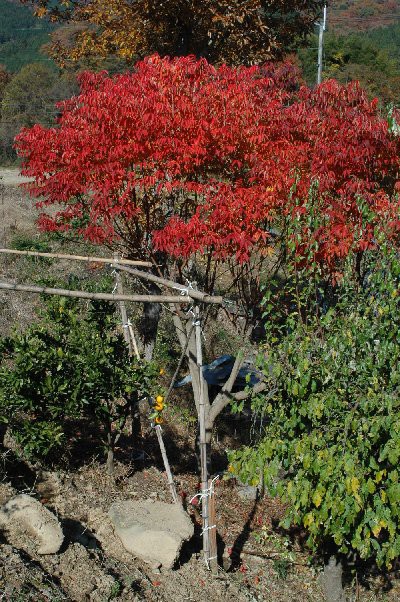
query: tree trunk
[
  {"left": 106, "top": 431, "right": 115, "bottom": 475},
  {"left": 321, "top": 556, "right": 346, "bottom": 602},
  {"left": 130, "top": 392, "right": 142, "bottom": 445},
  {"left": 139, "top": 282, "right": 162, "bottom": 361}
]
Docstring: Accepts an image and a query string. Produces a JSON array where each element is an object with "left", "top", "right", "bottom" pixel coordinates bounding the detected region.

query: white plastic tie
[
  {"left": 189, "top": 476, "right": 219, "bottom": 505},
  {"left": 201, "top": 524, "right": 216, "bottom": 536},
  {"left": 172, "top": 285, "right": 189, "bottom": 296}
]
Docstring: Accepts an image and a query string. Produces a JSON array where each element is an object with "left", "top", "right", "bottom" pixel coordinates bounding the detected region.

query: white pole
[{"left": 317, "top": 5, "right": 327, "bottom": 85}]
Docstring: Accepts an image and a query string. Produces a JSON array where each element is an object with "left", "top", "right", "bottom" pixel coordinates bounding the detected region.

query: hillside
[
  {"left": 329, "top": 0, "right": 400, "bottom": 32},
  {"left": 0, "top": 0, "right": 55, "bottom": 72}
]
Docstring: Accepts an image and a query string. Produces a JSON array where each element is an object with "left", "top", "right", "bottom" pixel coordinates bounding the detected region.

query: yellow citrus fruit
[
  {"left": 159, "top": 368, "right": 165, "bottom": 375},
  {"left": 155, "top": 416, "right": 163, "bottom": 424},
  {"left": 156, "top": 395, "right": 164, "bottom": 404}
]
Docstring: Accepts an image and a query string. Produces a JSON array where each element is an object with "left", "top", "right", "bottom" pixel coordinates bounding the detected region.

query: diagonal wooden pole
[
  {"left": 154, "top": 425, "right": 179, "bottom": 504},
  {"left": 0, "top": 281, "right": 196, "bottom": 304},
  {"left": 0, "top": 248, "right": 152, "bottom": 266}
]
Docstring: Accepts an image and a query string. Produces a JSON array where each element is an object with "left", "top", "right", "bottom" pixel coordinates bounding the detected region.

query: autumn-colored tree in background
[
  {"left": 15, "top": 55, "right": 400, "bottom": 285},
  {"left": 22, "top": 0, "right": 324, "bottom": 66}
]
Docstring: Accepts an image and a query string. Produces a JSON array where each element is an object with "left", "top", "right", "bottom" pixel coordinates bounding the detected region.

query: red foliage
[{"left": 15, "top": 54, "right": 400, "bottom": 271}]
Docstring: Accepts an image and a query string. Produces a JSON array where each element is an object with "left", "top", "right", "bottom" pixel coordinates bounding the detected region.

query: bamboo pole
[
  {"left": 112, "top": 263, "right": 223, "bottom": 305},
  {"left": 0, "top": 248, "right": 152, "bottom": 267},
  {"left": 128, "top": 323, "right": 141, "bottom": 360},
  {"left": 195, "top": 305, "right": 211, "bottom": 568},
  {"left": 154, "top": 425, "right": 180, "bottom": 505},
  {"left": 0, "top": 281, "right": 196, "bottom": 304},
  {"left": 113, "top": 254, "right": 133, "bottom": 355}
]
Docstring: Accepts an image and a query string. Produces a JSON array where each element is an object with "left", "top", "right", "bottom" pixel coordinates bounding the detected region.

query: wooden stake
[
  {"left": 128, "top": 323, "right": 141, "bottom": 360},
  {"left": 0, "top": 248, "right": 152, "bottom": 267},
  {"left": 195, "top": 305, "right": 211, "bottom": 568},
  {"left": 208, "top": 478, "right": 218, "bottom": 573},
  {"left": 113, "top": 254, "right": 133, "bottom": 355},
  {"left": 155, "top": 425, "right": 180, "bottom": 505}
]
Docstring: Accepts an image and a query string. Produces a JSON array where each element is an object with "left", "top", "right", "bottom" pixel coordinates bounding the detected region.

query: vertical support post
[
  {"left": 113, "top": 254, "right": 133, "bottom": 356},
  {"left": 208, "top": 478, "right": 218, "bottom": 573},
  {"left": 195, "top": 305, "right": 210, "bottom": 568},
  {"left": 317, "top": 4, "right": 327, "bottom": 85},
  {"left": 155, "top": 424, "right": 180, "bottom": 504}
]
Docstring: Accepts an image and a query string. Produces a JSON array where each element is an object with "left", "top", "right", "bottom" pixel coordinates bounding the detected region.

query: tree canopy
[
  {"left": 22, "top": 0, "right": 325, "bottom": 66},
  {"left": 15, "top": 55, "right": 400, "bottom": 280}
]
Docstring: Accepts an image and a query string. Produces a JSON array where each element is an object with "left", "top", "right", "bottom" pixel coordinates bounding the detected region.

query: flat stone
[
  {"left": 0, "top": 494, "right": 64, "bottom": 554},
  {"left": 108, "top": 500, "right": 193, "bottom": 569}
]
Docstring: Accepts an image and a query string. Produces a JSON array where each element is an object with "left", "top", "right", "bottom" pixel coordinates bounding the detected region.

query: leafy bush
[
  {"left": 0, "top": 294, "right": 158, "bottom": 471},
  {"left": 230, "top": 233, "right": 400, "bottom": 568}
]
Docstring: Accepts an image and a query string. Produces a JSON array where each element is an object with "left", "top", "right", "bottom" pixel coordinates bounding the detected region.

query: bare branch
[
  {"left": 207, "top": 351, "right": 244, "bottom": 426},
  {"left": 207, "top": 364, "right": 267, "bottom": 427}
]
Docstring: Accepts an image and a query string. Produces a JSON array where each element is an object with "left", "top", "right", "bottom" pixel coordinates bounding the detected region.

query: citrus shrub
[
  {"left": 0, "top": 291, "right": 158, "bottom": 472},
  {"left": 229, "top": 238, "right": 400, "bottom": 570}
]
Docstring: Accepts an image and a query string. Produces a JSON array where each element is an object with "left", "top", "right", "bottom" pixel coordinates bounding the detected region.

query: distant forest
[{"left": 0, "top": 0, "right": 55, "bottom": 72}]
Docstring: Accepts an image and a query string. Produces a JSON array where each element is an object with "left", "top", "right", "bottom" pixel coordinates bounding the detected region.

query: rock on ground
[
  {"left": 0, "top": 493, "right": 64, "bottom": 554},
  {"left": 109, "top": 499, "right": 194, "bottom": 569}
]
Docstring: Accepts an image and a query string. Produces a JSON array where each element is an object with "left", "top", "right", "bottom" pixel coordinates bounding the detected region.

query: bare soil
[{"left": 0, "top": 169, "right": 400, "bottom": 602}]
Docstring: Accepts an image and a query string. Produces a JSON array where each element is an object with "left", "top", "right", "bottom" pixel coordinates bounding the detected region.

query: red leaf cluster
[{"left": 15, "top": 54, "right": 400, "bottom": 271}]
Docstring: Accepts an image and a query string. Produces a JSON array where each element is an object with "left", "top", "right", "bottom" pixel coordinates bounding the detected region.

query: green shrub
[
  {"left": 0, "top": 293, "right": 158, "bottom": 471},
  {"left": 230, "top": 237, "right": 400, "bottom": 569}
]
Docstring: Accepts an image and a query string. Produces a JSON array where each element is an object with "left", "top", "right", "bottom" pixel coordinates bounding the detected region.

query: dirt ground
[{"left": 1, "top": 168, "right": 400, "bottom": 602}]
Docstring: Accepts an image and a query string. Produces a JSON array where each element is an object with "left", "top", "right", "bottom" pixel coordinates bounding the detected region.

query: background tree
[
  {"left": 0, "top": 65, "right": 11, "bottom": 104},
  {"left": 0, "top": 0, "right": 55, "bottom": 73},
  {"left": 0, "top": 62, "right": 78, "bottom": 162},
  {"left": 22, "top": 0, "right": 325, "bottom": 66},
  {"left": 298, "top": 32, "right": 400, "bottom": 104}
]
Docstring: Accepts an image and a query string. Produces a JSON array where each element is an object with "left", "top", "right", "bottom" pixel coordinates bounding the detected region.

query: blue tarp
[{"left": 174, "top": 354, "right": 262, "bottom": 392}]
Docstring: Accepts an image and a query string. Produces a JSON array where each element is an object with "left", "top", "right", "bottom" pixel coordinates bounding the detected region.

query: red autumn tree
[{"left": 15, "top": 54, "right": 400, "bottom": 286}]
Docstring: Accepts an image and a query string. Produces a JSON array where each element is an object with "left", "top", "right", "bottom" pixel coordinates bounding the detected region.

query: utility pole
[{"left": 317, "top": 4, "right": 327, "bottom": 85}]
